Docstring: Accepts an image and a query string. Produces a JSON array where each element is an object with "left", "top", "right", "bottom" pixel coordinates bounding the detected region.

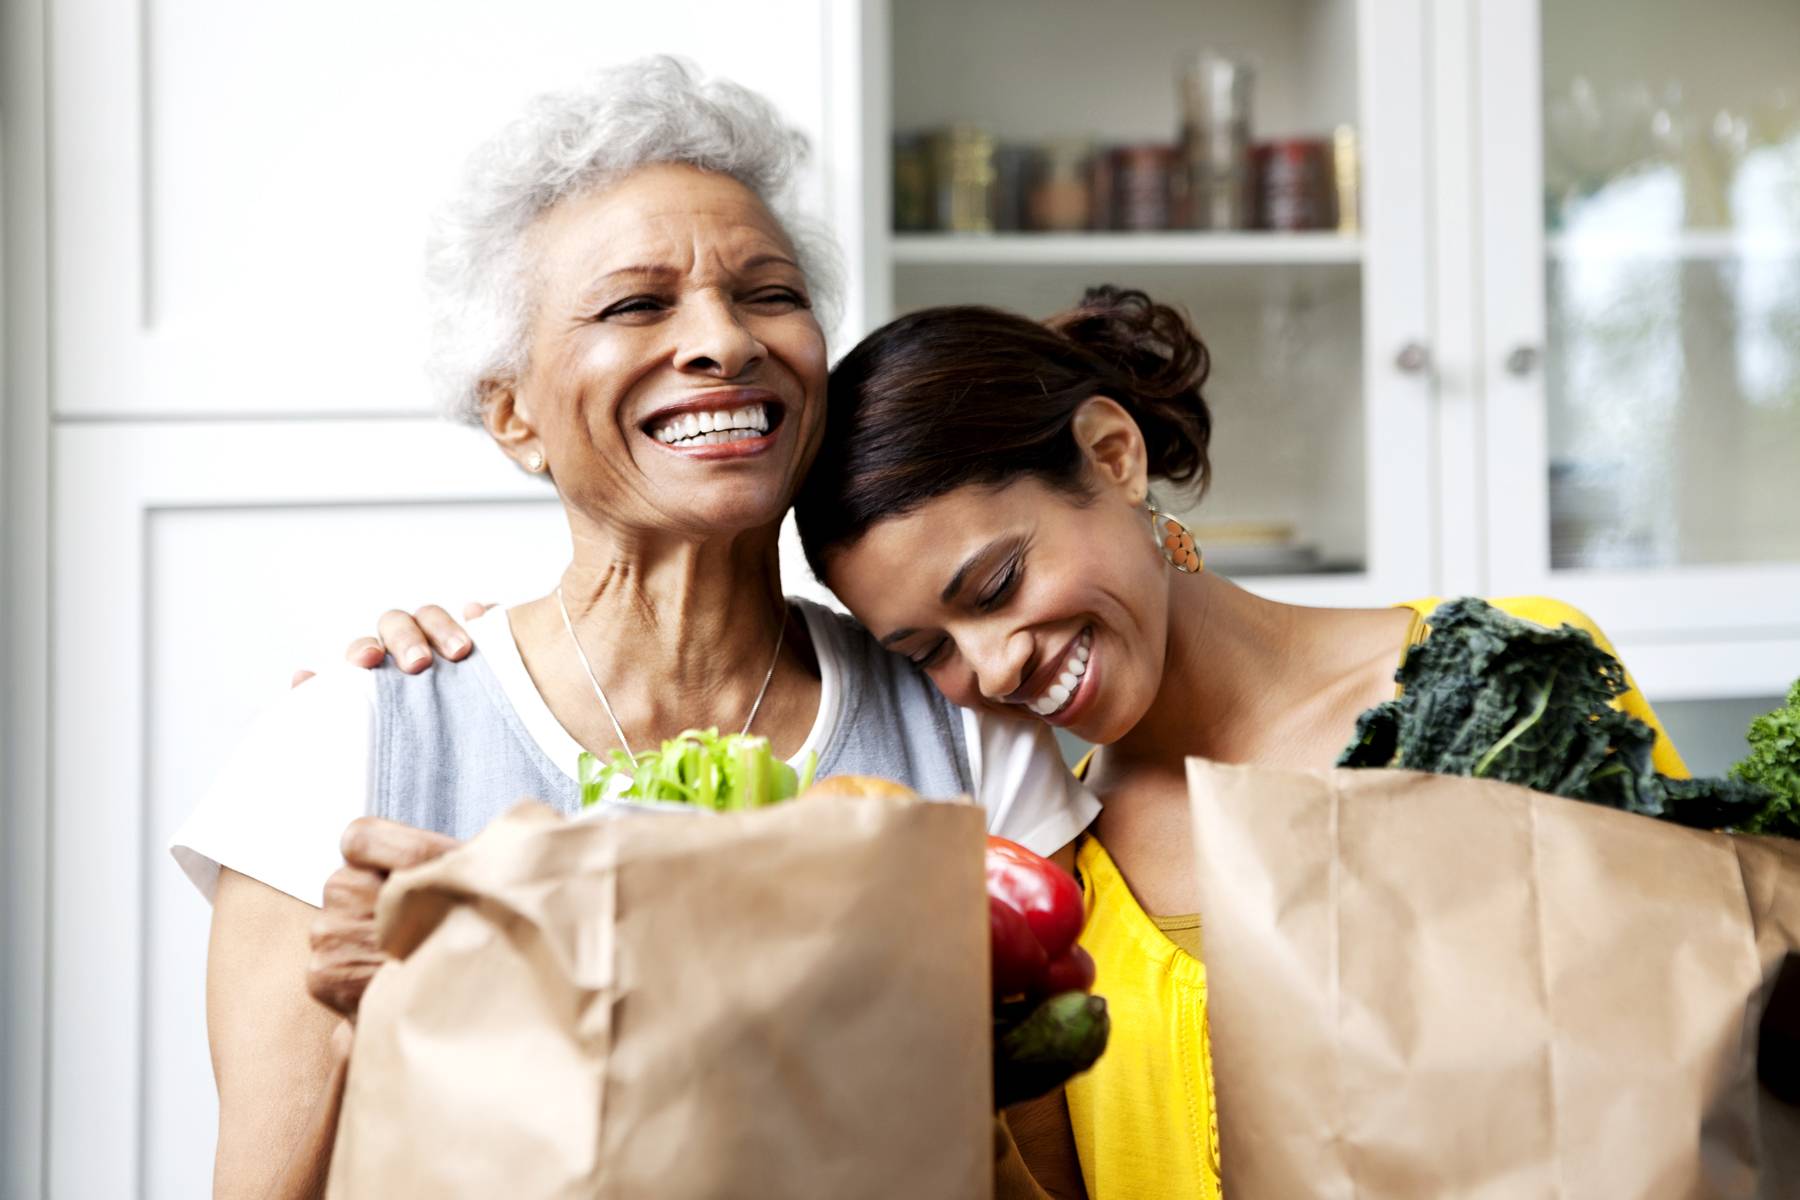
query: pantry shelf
[
  {"left": 1548, "top": 230, "right": 1800, "bottom": 262},
  {"left": 890, "top": 232, "right": 1365, "bottom": 267}
]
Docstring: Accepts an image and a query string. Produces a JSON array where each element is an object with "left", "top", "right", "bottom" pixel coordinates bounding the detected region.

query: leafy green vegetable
[
  {"left": 1338, "top": 598, "right": 1793, "bottom": 835},
  {"left": 1730, "top": 680, "right": 1800, "bottom": 836},
  {"left": 579, "top": 728, "right": 818, "bottom": 812}
]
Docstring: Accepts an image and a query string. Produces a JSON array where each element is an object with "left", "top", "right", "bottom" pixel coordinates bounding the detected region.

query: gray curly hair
[{"left": 425, "top": 56, "right": 844, "bottom": 424}]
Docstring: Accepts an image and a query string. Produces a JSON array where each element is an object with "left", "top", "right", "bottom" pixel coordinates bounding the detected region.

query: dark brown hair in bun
[{"left": 795, "top": 285, "right": 1214, "bottom": 576}]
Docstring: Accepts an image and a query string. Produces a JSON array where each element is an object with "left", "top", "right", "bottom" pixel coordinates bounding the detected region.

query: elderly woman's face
[{"left": 504, "top": 163, "right": 827, "bottom": 537}]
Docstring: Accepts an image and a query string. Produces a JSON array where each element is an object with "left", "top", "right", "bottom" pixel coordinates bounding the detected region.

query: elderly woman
[{"left": 172, "top": 58, "right": 1092, "bottom": 1198}]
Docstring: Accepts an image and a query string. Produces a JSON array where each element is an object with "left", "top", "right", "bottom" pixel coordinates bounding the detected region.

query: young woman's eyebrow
[
  {"left": 941, "top": 537, "right": 1017, "bottom": 603},
  {"left": 878, "top": 537, "right": 1020, "bottom": 648}
]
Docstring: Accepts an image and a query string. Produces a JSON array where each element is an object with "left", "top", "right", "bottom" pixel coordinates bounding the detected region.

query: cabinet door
[
  {"left": 873, "top": 0, "right": 1434, "bottom": 607},
  {"left": 47, "top": 0, "right": 846, "bottom": 420},
  {"left": 48, "top": 422, "right": 563, "bottom": 1198},
  {"left": 1478, "top": 0, "right": 1800, "bottom": 698}
]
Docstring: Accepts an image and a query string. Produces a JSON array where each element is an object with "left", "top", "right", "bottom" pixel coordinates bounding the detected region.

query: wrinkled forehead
[{"left": 525, "top": 164, "right": 800, "bottom": 293}]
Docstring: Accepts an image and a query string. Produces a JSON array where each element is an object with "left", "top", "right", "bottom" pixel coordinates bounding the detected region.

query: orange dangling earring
[{"left": 1145, "top": 495, "right": 1204, "bottom": 574}]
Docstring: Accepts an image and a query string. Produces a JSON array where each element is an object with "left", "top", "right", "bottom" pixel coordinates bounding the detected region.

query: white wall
[{"left": 5, "top": 3, "right": 858, "bottom": 1195}]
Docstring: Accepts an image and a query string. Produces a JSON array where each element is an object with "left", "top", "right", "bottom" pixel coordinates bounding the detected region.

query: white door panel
[
  {"left": 141, "top": 499, "right": 577, "bottom": 1198},
  {"left": 22, "top": 3, "right": 848, "bottom": 1195},
  {"left": 53, "top": 421, "right": 602, "bottom": 1196},
  {"left": 51, "top": 0, "right": 834, "bottom": 419}
]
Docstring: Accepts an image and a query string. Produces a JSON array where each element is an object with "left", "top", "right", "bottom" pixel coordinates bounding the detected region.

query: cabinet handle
[
  {"left": 1394, "top": 342, "right": 1431, "bottom": 374},
  {"left": 1505, "top": 345, "right": 1541, "bottom": 377}
]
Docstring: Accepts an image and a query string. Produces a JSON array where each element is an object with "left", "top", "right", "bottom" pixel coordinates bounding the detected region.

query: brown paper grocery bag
[
  {"left": 1186, "top": 759, "right": 1800, "bottom": 1200},
  {"left": 326, "top": 793, "right": 993, "bottom": 1200}
]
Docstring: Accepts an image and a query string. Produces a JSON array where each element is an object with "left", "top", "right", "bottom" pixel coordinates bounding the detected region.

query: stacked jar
[{"left": 1178, "top": 51, "right": 1254, "bottom": 230}]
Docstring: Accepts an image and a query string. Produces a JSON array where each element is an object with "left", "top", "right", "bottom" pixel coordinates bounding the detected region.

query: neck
[
  {"left": 512, "top": 509, "right": 807, "bottom": 754},
  {"left": 559, "top": 515, "right": 787, "bottom": 663},
  {"left": 1108, "top": 570, "right": 1311, "bottom": 769}
]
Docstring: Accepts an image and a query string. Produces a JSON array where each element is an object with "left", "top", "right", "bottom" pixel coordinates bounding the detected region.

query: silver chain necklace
[{"left": 555, "top": 586, "right": 789, "bottom": 763}]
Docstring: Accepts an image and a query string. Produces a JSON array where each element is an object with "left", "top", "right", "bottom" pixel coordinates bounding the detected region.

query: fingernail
[
  {"left": 404, "top": 646, "right": 429, "bottom": 669},
  {"left": 446, "top": 636, "right": 468, "bottom": 655}
]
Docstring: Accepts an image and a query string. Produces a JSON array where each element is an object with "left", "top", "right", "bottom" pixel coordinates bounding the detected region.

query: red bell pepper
[{"left": 986, "top": 835, "right": 1093, "bottom": 999}]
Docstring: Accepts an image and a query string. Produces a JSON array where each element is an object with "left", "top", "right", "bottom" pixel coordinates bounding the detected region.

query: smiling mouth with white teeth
[
  {"left": 647, "top": 402, "right": 774, "bottom": 447},
  {"left": 1029, "top": 627, "right": 1093, "bottom": 717}
]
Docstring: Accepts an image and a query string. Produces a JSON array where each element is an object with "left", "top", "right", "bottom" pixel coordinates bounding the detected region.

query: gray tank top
[{"left": 370, "top": 599, "right": 973, "bottom": 838}]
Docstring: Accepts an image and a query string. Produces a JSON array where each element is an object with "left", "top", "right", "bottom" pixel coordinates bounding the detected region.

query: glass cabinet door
[
  {"left": 864, "top": 0, "right": 1434, "bottom": 607},
  {"left": 1479, "top": 0, "right": 1800, "bottom": 690}
]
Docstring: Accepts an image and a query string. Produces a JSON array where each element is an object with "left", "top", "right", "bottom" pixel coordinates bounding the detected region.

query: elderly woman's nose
[{"left": 674, "top": 293, "right": 766, "bottom": 378}]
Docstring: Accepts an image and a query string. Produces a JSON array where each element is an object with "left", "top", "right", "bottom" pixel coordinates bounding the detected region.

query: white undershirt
[{"left": 172, "top": 604, "right": 1097, "bottom": 908}]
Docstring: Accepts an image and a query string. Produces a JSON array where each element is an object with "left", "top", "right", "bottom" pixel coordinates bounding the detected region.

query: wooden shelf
[{"left": 890, "top": 232, "right": 1364, "bottom": 267}]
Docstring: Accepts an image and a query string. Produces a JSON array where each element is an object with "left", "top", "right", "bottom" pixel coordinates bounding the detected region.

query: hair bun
[{"left": 1046, "top": 286, "right": 1213, "bottom": 491}]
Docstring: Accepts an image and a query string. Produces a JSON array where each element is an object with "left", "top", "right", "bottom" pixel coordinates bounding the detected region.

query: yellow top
[
  {"left": 1063, "top": 595, "right": 1686, "bottom": 1199},
  {"left": 1067, "top": 835, "right": 1224, "bottom": 1200}
]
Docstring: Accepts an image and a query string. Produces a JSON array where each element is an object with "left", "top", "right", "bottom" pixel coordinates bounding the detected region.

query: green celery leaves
[{"left": 578, "top": 728, "right": 818, "bottom": 813}]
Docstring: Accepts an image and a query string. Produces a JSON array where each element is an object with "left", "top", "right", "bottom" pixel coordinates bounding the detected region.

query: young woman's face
[{"left": 825, "top": 471, "right": 1174, "bottom": 744}]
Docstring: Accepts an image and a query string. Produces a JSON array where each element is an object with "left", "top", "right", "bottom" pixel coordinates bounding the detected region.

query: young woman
[
  {"left": 372, "top": 287, "right": 1683, "bottom": 1199},
  {"left": 788, "top": 286, "right": 1683, "bottom": 1199}
]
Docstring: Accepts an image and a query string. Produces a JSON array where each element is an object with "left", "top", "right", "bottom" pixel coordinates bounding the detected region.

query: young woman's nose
[
  {"left": 967, "top": 627, "right": 1033, "bottom": 706},
  {"left": 673, "top": 292, "right": 765, "bottom": 378}
]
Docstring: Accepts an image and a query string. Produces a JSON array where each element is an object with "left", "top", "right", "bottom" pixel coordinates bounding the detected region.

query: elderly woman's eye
[
  {"left": 748, "top": 289, "right": 809, "bottom": 310},
  {"left": 599, "top": 296, "right": 665, "bottom": 319}
]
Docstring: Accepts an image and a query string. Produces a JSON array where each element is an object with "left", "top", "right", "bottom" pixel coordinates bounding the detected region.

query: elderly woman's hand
[{"left": 307, "top": 817, "right": 461, "bottom": 1017}]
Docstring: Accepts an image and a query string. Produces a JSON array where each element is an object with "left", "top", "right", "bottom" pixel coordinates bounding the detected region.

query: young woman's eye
[
  {"left": 911, "top": 638, "right": 950, "bottom": 669},
  {"left": 976, "top": 562, "right": 1021, "bottom": 612}
]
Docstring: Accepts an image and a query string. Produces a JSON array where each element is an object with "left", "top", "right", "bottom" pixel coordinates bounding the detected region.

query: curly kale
[
  {"left": 1730, "top": 680, "right": 1800, "bottom": 836},
  {"left": 1337, "top": 598, "right": 1793, "bottom": 836}
]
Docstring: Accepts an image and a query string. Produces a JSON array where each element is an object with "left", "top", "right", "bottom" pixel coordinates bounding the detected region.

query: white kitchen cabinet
[
  {"left": 7, "top": 1, "right": 1800, "bottom": 1195},
  {"left": 857, "top": 0, "right": 1800, "bottom": 698},
  {"left": 2, "top": 4, "right": 856, "bottom": 1195},
  {"left": 863, "top": 0, "right": 1437, "bottom": 609},
  {"left": 1475, "top": 0, "right": 1800, "bottom": 698}
]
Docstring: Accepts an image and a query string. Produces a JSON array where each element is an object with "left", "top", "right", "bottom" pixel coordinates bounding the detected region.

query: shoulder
[
  {"left": 793, "top": 596, "right": 940, "bottom": 696},
  {"left": 1487, "top": 595, "right": 1621, "bottom": 651},
  {"left": 256, "top": 662, "right": 380, "bottom": 746},
  {"left": 965, "top": 707, "right": 1100, "bottom": 855},
  {"left": 170, "top": 665, "right": 379, "bottom": 908},
  {"left": 1400, "top": 594, "right": 1616, "bottom": 647},
  {"left": 792, "top": 596, "right": 877, "bottom": 663}
]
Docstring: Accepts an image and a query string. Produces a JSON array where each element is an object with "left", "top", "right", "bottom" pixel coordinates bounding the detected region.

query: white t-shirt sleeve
[
  {"left": 963, "top": 708, "right": 1099, "bottom": 855},
  {"left": 169, "top": 665, "right": 376, "bottom": 909}
]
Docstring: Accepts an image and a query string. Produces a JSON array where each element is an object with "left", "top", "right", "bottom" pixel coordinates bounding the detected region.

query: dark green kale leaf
[
  {"left": 1337, "top": 598, "right": 1786, "bottom": 834},
  {"left": 1730, "top": 680, "right": 1800, "bottom": 837}
]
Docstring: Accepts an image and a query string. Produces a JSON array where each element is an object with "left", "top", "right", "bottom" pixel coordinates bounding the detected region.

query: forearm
[
  {"left": 255, "top": 1025, "right": 351, "bottom": 1200},
  {"left": 1003, "top": 1092, "right": 1087, "bottom": 1200},
  {"left": 995, "top": 1115, "right": 1055, "bottom": 1200},
  {"left": 208, "top": 869, "right": 347, "bottom": 1199}
]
